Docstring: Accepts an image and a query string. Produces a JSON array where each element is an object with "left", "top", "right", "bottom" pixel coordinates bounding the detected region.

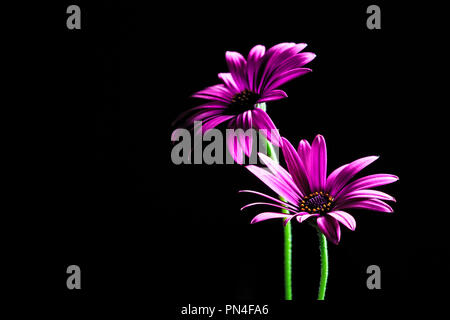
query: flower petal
[
  {"left": 337, "top": 174, "right": 399, "bottom": 198},
  {"left": 297, "top": 139, "right": 311, "bottom": 171},
  {"left": 225, "top": 51, "right": 248, "bottom": 91},
  {"left": 258, "top": 152, "right": 304, "bottom": 198},
  {"left": 244, "top": 112, "right": 255, "bottom": 157},
  {"left": 184, "top": 109, "right": 226, "bottom": 126},
  {"left": 196, "top": 115, "right": 234, "bottom": 134},
  {"left": 296, "top": 213, "right": 319, "bottom": 223},
  {"left": 273, "top": 52, "right": 316, "bottom": 76},
  {"left": 258, "top": 43, "right": 305, "bottom": 92},
  {"left": 291, "top": 52, "right": 316, "bottom": 67},
  {"left": 325, "top": 164, "right": 348, "bottom": 193},
  {"left": 335, "top": 199, "right": 394, "bottom": 213},
  {"left": 317, "top": 216, "right": 341, "bottom": 245},
  {"left": 337, "top": 189, "right": 396, "bottom": 204},
  {"left": 294, "top": 43, "right": 308, "bottom": 52},
  {"left": 251, "top": 108, "right": 281, "bottom": 147},
  {"left": 235, "top": 111, "right": 254, "bottom": 157},
  {"left": 247, "top": 45, "right": 266, "bottom": 92},
  {"left": 280, "top": 137, "right": 311, "bottom": 195},
  {"left": 265, "top": 68, "right": 312, "bottom": 92},
  {"left": 327, "top": 156, "right": 379, "bottom": 197},
  {"left": 218, "top": 73, "right": 241, "bottom": 93},
  {"left": 258, "top": 89, "right": 288, "bottom": 103},
  {"left": 172, "top": 102, "right": 227, "bottom": 126},
  {"left": 226, "top": 118, "right": 244, "bottom": 164},
  {"left": 251, "top": 212, "right": 298, "bottom": 225},
  {"left": 310, "top": 134, "right": 327, "bottom": 192},
  {"left": 192, "top": 84, "right": 233, "bottom": 103},
  {"left": 245, "top": 165, "right": 300, "bottom": 205},
  {"left": 241, "top": 202, "right": 299, "bottom": 214},
  {"left": 238, "top": 190, "right": 299, "bottom": 211},
  {"left": 327, "top": 210, "right": 356, "bottom": 231}
]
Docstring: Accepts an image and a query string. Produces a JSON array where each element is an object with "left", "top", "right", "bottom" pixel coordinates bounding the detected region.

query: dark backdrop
[{"left": 12, "top": 0, "right": 447, "bottom": 316}]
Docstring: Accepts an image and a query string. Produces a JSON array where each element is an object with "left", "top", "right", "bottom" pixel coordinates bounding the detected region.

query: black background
[{"left": 9, "top": 0, "right": 448, "bottom": 316}]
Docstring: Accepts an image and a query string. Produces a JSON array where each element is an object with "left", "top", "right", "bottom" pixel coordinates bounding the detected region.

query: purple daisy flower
[
  {"left": 241, "top": 135, "right": 398, "bottom": 244},
  {"left": 175, "top": 42, "right": 316, "bottom": 164}
]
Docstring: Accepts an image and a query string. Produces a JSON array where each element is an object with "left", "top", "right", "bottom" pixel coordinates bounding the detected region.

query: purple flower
[
  {"left": 175, "top": 43, "right": 316, "bottom": 164},
  {"left": 241, "top": 135, "right": 398, "bottom": 244}
]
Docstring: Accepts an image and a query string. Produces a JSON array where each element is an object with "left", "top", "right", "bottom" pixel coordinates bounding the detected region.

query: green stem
[
  {"left": 317, "top": 230, "right": 328, "bottom": 300},
  {"left": 283, "top": 219, "right": 292, "bottom": 300},
  {"left": 260, "top": 103, "right": 292, "bottom": 300}
]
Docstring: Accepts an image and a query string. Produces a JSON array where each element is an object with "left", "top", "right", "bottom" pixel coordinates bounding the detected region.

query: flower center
[
  {"left": 300, "top": 191, "right": 335, "bottom": 215},
  {"left": 228, "top": 89, "right": 260, "bottom": 114}
]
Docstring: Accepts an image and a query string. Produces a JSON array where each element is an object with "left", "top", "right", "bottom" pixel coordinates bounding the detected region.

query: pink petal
[
  {"left": 251, "top": 108, "right": 281, "bottom": 147},
  {"left": 281, "top": 137, "right": 311, "bottom": 195},
  {"left": 239, "top": 111, "right": 254, "bottom": 157},
  {"left": 258, "top": 89, "right": 288, "bottom": 103},
  {"left": 258, "top": 152, "right": 303, "bottom": 198},
  {"left": 218, "top": 72, "right": 240, "bottom": 93},
  {"left": 247, "top": 45, "right": 266, "bottom": 92},
  {"left": 241, "top": 202, "right": 299, "bottom": 214},
  {"left": 226, "top": 119, "right": 244, "bottom": 164},
  {"left": 335, "top": 199, "right": 393, "bottom": 213},
  {"left": 245, "top": 165, "right": 300, "bottom": 205},
  {"left": 192, "top": 84, "right": 233, "bottom": 103},
  {"left": 325, "top": 164, "right": 348, "bottom": 193},
  {"left": 317, "top": 216, "right": 341, "bottom": 245},
  {"left": 327, "top": 211, "right": 356, "bottom": 231},
  {"left": 185, "top": 109, "right": 226, "bottom": 126},
  {"left": 337, "top": 189, "right": 396, "bottom": 204},
  {"left": 292, "top": 52, "right": 316, "bottom": 67},
  {"left": 258, "top": 43, "right": 302, "bottom": 92},
  {"left": 238, "top": 190, "right": 299, "bottom": 211},
  {"left": 265, "top": 68, "right": 312, "bottom": 92},
  {"left": 310, "top": 134, "right": 327, "bottom": 192},
  {"left": 172, "top": 102, "right": 227, "bottom": 126},
  {"left": 294, "top": 43, "right": 308, "bottom": 52},
  {"left": 296, "top": 213, "right": 319, "bottom": 223},
  {"left": 272, "top": 52, "right": 316, "bottom": 76},
  {"left": 196, "top": 115, "right": 234, "bottom": 134},
  {"left": 225, "top": 51, "right": 248, "bottom": 91},
  {"left": 250, "top": 212, "right": 297, "bottom": 225},
  {"left": 297, "top": 139, "right": 311, "bottom": 171},
  {"left": 328, "top": 156, "right": 379, "bottom": 197},
  {"left": 337, "top": 174, "right": 399, "bottom": 198}
]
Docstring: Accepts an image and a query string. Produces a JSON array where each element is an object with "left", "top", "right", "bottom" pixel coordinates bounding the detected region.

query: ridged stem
[{"left": 317, "top": 230, "right": 328, "bottom": 300}]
